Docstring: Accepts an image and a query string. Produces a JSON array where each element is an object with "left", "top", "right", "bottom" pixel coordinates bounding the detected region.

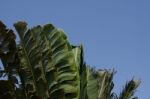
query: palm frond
[
  {"left": 41, "top": 24, "right": 80, "bottom": 99},
  {"left": 14, "top": 22, "right": 80, "bottom": 99},
  {"left": 86, "top": 68, "right": 115, "bottom": 99},
  {"left": 0, "top": 21, "right": 26, "bottom": 99},
  {"left": 14, "top": 22, "right": 49, "bottom": 99},
  {"left": 119, "top": 79, "right": 141, "bottom": 99}
]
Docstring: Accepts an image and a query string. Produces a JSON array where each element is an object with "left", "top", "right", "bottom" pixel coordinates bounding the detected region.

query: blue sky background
[{"left": 0, "top": 0, "right": 150, "bottom": 98}]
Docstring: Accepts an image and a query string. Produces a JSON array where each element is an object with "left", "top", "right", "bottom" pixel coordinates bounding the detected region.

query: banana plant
[{"left": 0, "top": 21, "right": 140, "bottom": 99}]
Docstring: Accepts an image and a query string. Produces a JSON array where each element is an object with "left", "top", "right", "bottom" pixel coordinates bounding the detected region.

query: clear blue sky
[{"left": 0, "top": 0, "right": 150, "bottom": 98}]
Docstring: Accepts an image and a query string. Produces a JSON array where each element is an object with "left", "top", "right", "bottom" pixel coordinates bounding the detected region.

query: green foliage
[
  {"left": 119, "top": 79, "right": 141, "bottom": 99},
  {"left": 0, "top": 21, "right": 140, "bottom": 99}
]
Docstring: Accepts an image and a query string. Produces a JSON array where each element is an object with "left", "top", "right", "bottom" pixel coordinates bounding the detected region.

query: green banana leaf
[
  {"left": 0, "top": 21, "right": 141, "bottom": 99},
  {"left": 14, "top": 22, "right": 80, "bottom": 99}
]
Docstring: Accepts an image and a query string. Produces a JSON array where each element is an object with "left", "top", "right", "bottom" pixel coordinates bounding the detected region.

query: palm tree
[{"left": 0, "top": 21, "right": 140, "bottom": 99}]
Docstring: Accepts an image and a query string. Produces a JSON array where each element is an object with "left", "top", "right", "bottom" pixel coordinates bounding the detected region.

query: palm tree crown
[{"left": 0, "top": 21, "right": 140, "bottom": 99}]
